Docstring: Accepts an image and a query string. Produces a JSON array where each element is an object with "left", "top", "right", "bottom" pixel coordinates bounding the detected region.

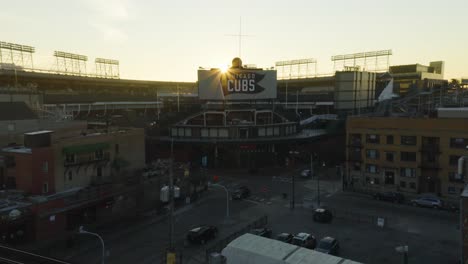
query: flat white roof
[
  {"left": 222, "top": 234, "right": 363, "bottom": 264},
  {"left": 24, "top": 130, "right": 53, "bottom": 135}
]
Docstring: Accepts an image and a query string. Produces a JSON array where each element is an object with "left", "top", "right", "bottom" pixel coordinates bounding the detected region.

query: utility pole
[
  {"left": 289, "top": 150, "right": 298, "bottom": 210},
  {"left": 177, "top": 85, "right": 180, "bottom": 113},
  {"left": 168, "top": 138, "right": 175, "bottom": 259},
  {"left": 317, "top": 162, "right": 320, "bottom": 208},
  {"left": 292, "top": 165, "right": 295, "bottom": 210}
]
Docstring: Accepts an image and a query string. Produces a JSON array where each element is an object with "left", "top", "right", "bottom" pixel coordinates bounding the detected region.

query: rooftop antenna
[{"left": 226, "top": 17, "right": 253, "bottom": 58}]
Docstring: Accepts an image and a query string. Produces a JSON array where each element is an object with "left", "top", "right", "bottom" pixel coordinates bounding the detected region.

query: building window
[
  {"left": 374, "top": 178, "right": 380, "bottom": 185},
  {"left": 401, "top": 136, "right": 417, "bottom": 146},
  {"left": 65, "top": 154, "right": 75, "bottom": 163},
  {"left": 384, "top": 171, "right": 395, "bottom": 185},
  {"left": 386, "top": 152, "right": 394, "bottom": 162},
  {"left": 95, "top": 149, "right": 104, "bottom": 160},
  {"left": 400, "top": 168, "right": 416, "bottom": 178},
  {"left": 366, "top": 134, "right": 380, "bottom": 144},
  {"left": 449, "top": 171, "right": 463, "bottom": 182},
  {"left": 43, "top": 182, "right": 48, "bottom": 193},
  {"left": 450, "top": 138, "right": 468, "bottom": 148},
  {"left": 68, "top": 171, "right": 73, "bottom": 181},
  {"left": 400, "top": 181, "right": 406, "bottom": 188},
  {"left": 387, "top": 135, "right": 394, "bottom": 144},
  {"left": 448, "top": 187, "right": 456, "bottom": 194},
  {"left": 400, "top": 152, "right": 416, "bottom": 162},
  {"left": 366, "top": 149, "right": 379, "bottom": 159},
  {"left": 42, "top": 162, "right": 48, "bottom": 173},
  {"left": 422, "top": 152, "right": 436, "bottom": 163},
  {"left": 409, "top": 182, "right": 416, "bottom": 189},
  {"left": 449, "top": 155, "right": 461, "bottom": 166},
  {"left": 115, "top": 144, "right": 119, "bottom": 154},
  {"left": 366, "top": 164, "right": 379, "bottom": 174}
]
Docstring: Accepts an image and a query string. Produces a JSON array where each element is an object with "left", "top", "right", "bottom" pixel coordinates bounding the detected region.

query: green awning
[{"left": 62, "top": 142, "right": 110, "bottom": 155}]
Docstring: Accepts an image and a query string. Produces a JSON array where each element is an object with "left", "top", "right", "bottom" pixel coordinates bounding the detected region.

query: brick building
[
  {"left": 346, "top": 115, "right": 468, "bottom": 199},
  {"left": 0, "top": 127, "right": 145, "bottom": 242}
]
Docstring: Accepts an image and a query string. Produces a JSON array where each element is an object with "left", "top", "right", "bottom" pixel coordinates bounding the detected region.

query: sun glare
[{"left": 220, "top": 65, "right": 229, "bottom": 73}]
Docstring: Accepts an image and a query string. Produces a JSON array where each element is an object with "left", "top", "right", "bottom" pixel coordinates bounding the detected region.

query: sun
[{"left": 220, "top": 65, "right": 229, "bottom": 73}]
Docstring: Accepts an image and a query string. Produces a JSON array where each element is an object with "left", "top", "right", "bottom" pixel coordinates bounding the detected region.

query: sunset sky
[{"left": 1, "top": 0, "right": 467, "bottom": 81}]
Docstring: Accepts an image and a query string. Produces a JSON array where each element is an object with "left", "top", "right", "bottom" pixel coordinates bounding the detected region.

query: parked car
[
  {"left": 249, "top": 227, "right": 272, "bottom": 238},
  {"left": 300, "top": 169, "right": 312, "bottom": 178},
  {"left": 313, "top": 208, "right": 333, "bottom": 223},
  {"left": 186, "top": 225, "right": 218, "bottom": 244},
  {"left": 373, "top": 192, "right": 405, "bottom": 203},
  {"left": 315, "top": 236, "right": 340, "bottom": 255},
  {"left": 411, "top": 197, "right": 442, "bottom": 209},
  {"left": 292, "top": 232, "right": 316, "bottom": 249},
  {"left": 276, "top": 232, "right": 294, "bottom": 243},
  {"left": 232, "top": 186, "right": 251, "bottom": 200}
]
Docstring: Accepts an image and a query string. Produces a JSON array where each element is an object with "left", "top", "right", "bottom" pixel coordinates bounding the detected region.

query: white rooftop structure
[{"left": 221, "top": 233, "right": 362, "bottom": 264}]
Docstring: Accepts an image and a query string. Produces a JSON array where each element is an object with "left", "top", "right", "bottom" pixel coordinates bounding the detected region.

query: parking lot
[{"left": 211, "top": 169, "right": 459, "bottom": 264}]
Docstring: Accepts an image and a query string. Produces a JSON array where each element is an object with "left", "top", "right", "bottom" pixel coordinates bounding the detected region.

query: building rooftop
[
  {"left": 222, "top": 233, "right": 362, "bottom": 264},
  {"left": 1, "top": 146, "right": 32, "bottom": 154},
  {"left": 24, "top": 130, "right": 53, "bottom": 135}
]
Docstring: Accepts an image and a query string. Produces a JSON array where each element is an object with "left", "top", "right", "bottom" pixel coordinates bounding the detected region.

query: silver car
[{"left": 411, "top": 197, "right": 442, "bottom": 209}]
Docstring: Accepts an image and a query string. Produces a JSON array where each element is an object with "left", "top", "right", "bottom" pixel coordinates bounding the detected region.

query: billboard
[{"left": 198, "top": 68, "right": 277, "bottom": 100}]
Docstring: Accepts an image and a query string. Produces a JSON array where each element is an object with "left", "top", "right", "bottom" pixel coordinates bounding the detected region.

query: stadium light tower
[
  {"left": 95, "top": 58, "right": 120, "bottom": 79},
  {"left": 0, "top": 41, "right": 35, "bottom": 69},
  {"left": 54, "top": 51, "right": 88, "bottom": 76}
]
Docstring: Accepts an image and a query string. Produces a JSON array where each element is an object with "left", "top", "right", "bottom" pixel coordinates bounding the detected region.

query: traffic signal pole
[{"left": 167, "top": 138, "right": 175, "bottom": 264}]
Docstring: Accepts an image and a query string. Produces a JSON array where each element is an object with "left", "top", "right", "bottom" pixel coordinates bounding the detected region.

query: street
[{"left": 44, "top": 167, "right": 458, "bottom": 264}]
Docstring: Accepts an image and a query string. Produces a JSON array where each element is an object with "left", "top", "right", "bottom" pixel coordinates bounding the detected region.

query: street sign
[{"left": 377, "top": 217, "right": 385, "bottom": 228}]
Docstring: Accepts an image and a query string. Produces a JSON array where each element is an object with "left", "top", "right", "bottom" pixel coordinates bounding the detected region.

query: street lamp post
[
  {"left": 317, "top": 161, "right": 325, "bottom": 208},
  {"left": 79, "top": 226, "right": 105, "bottom": 264},
  {"left": 289, "top": 150, "right": 299, "bottom": 210}
]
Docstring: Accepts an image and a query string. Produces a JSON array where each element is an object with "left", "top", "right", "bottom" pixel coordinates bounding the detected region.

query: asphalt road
[
  {"left": 39, "top": 167, "right": 458, "bottom": 264},
  {"left": 63, "top": 189, "right": 257, "bottom": 264}
]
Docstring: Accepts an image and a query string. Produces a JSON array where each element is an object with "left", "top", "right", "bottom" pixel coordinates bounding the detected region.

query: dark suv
[
  {"left": 186, "top": 225, "right": 218, "bottom": 244},
  {"left": 313, "top": 208, "right": 333, "bottom": 223},
  {"left": 373, "top": 192, "right": 404, "bottom": 203},
  {"left": 315, "top": 236, "right": 340, "bottom": 255}
]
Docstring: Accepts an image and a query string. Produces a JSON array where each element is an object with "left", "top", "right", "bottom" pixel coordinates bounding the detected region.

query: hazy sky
[{"left": 1, "top": 0, "right": 467, "bottom": 81}]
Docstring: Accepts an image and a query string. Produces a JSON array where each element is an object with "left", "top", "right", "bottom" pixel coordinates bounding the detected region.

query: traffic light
[{"left": 213, "top": 175, "right": 219, "bottom": 182}]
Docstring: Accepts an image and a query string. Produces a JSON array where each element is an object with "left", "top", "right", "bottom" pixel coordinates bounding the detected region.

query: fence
[{"left": 205, "top": 215, "right": 268, "bottom": 262}]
